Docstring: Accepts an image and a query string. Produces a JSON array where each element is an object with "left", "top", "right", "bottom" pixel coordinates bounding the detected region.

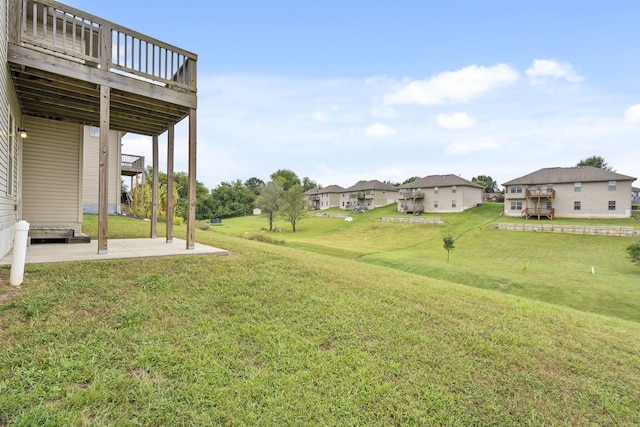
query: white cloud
[
  {"left": 526, "top": 59, "right": 584, "bottom": 85},
  {"left": 436, "top": 112, "right": 478, "bottom": 129},
  {"left": 445, "top": 137, "right": 501, "bottom": 155},
  {"left": 365, "top": 123, "right": 397, "bottom": 138},
  {"left": 370, "top": 106, "right": 398, "bottom": 119},
  {"left": 312, "top": 111, "right": 330, "bottom": 123},
  {"left": 624, "top": 104, "right": 640, "bottom": 123},
  {"left": 384, "top": 63, "right": 518, "bottom": 105}
]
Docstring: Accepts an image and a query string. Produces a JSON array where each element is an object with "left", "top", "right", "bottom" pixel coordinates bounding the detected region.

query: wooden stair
[{"left": 28, "top": 228, "right": 90, "bottom": 244}]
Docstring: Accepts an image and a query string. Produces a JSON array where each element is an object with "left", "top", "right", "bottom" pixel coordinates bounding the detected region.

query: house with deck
[
  {"left": 397, "top": 174, "right": 483, "bottom": 214},
  {"left": 304, "top": 185, "right": 344, "bottom": 210},
  {"left": 503, "top": 166, "right": 637, "bottom": 219},
  {"left": 339, "top": 180, "right": 399, "bottom": 211},
  {"left": 1, "top": 0, "right": 199, "bottom": 258}
]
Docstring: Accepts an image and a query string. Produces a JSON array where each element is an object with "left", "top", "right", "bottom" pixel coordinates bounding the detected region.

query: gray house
[{"left": 503, "top": 166, "right": 636, "bottom": 219}]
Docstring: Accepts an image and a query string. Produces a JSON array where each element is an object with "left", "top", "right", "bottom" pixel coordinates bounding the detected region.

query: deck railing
[
  {"left": 399, "top": 191, "right": 424, "bottom": 199},
  {"left": 121, "top": 154, "right": 145, "bottom": 173},
  {"left": 526, "top": 189, "right": 555, "bottom": 198},
  {"left": 15, "top": 0, "right": 197, "bottom": 93}
]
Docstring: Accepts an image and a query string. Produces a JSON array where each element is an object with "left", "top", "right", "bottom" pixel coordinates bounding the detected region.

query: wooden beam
[
  {"left": 150, "top": 134, "right": 159, "bottom": 238},
  {"left": 97, "top": 85, "right": 110, "bottom": 254},
  {"left": 166, "top": 124, "right": 175, "bottom": 243},
  {"left": 8, "top": 45, "right": 197, "bottom": 109},
  {"left": 186, "top": 109, "right": 197, "bottom": 249}
]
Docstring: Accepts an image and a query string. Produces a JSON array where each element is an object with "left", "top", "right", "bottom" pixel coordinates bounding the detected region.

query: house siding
[
  {"left": 0, "top": 0, "right": 20, "bottom": 259},
  {"left": 22, "top": 116, "right": 83, "bottom": 232},
  {"left": 82, "top": 126, "right": 122, "bottom": 214}
]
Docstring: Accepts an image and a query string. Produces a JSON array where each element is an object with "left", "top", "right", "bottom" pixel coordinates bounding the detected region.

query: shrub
[
  {"left": 196, "top": 221, "right": 210, "bottom": 231},
  {"left": 627, "top": 242, "right": 640, "bottom": 267},
  {"left": 245, "top": 232, "right": 284, "bottom": 245}
]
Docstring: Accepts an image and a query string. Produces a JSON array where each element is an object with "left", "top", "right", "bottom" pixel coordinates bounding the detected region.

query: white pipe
[{"left": 10, "top": 220, "right": 30, "bottom": 286}]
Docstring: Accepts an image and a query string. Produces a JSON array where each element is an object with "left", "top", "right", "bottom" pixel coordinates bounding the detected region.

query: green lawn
[
  {"left": 213, "top": 203, "right": 640, "bottom": 322},
  {"left": 1, "top": 211, "right": 639, "bottom": 425}
]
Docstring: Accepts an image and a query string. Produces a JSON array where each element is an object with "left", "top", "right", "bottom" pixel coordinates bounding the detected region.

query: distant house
[
  {"left": 483, "top": 192, "right": 504, "bottom": 203},
  {"left": 304, "top": 185, "right": 344, "bottom": 210},
  {"left": 503, "top": 166, "right": 637, "bottom": 219},
  {"left": 632, "top": 187, "right": 640, "bottom": 205},
  {"left": 397, "top": 174, "right": 483, "bottom": 214},
  {"left": 340, "top": 180, "right": 399, "bottom": 211}
]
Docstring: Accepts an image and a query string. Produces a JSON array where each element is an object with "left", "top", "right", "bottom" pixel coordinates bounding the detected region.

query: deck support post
[
  {"left": 166, "top": 124, "right": 175, "bottom": 243},
  {"left": 150, "top": 134, "right": 159, "bottom": 238},
  {"left": 97, "top": 85, "right": 110, "bottom": 254},
  {"left": 186, "top": 109, "right": 197, "bottom": 249}
]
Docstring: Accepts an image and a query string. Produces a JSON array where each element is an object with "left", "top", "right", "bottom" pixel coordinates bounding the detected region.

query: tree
[
  {"left": 442, "top": 233, "right": 455, "bottom": 263},
  {"left": 384, "top": 180, "right": 400, "bottom": 187},
  {"left": 280, "top": 184, "right": 307, "bottom": 232},
  {"left": 627, "top": 242, "right": 640, "bottom": 267},
  {"left": 270, "top": 169, "right": 301, "bottom": 191},
  {"left": 302, "top": 176, "right": 321, "bottom": 192},
  {"left": 576, "top": 156, "right": 614, "bottom": 172},
  {"left": 402, "top": 176, "right": 421, "bottom": 185},
  {"left": 472, "top": 175, "right": 498, "bottom": 193},
  {"left": 210, "top": 180, "right": 254, "bottom": 218},
  {"left": 254, "top": 180, "right": 284, "bottom": 231},
  {"left": 244, "top": 177, "right": 265, "bottom": 195}
]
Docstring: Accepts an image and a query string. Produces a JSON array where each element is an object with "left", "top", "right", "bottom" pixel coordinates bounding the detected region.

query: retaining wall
[
  {"left": 497, "top": 223, "right": 639, "bottom": 237},
  {"left": 379, "top": 216, "right": 445, "bottom": 225}
]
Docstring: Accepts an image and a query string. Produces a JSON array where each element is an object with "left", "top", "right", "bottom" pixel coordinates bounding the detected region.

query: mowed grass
[
  {"left": 1, "top": 220, "right": 640, "bottom": 425},
  {"left": 212, "top": 204, "right": 640, "bottom": 322}
]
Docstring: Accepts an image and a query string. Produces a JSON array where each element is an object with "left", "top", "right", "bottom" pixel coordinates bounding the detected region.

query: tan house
[
  {"left": 397, "top": 174, "right": 483, "bottom": 214},
  {"left": 1, "top": 0, "right": 199, "bottom": 257},
  {"left": 340, "top": 180, "right": 399, "bottom": 211},
  {"left": 304, "top": 185, "right": 344, "bottom": 210},
  {"left": 503, "top": 166, "right": 637, "bottom": 219},
  {"left": 82, "top": 126, "right": 145, "bottom": 215}
]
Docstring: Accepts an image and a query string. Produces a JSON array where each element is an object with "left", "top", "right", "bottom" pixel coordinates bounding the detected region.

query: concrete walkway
[{"left": 0, "top": 238, "right": 228, "bottom": 265}]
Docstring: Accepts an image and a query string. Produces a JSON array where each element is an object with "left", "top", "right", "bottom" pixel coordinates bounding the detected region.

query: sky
[{"left": 67, "top": 0, "right": 640, "bottom": 190}]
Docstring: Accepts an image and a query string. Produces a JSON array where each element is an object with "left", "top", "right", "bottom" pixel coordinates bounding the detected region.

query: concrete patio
[{"left": 0, "top": 238, "right": 228, "bottom": 266}]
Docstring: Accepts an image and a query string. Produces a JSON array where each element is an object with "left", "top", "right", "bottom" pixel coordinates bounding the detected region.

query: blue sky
[{"left": 69, "top": 1, "right": 640, "bottom": 189}]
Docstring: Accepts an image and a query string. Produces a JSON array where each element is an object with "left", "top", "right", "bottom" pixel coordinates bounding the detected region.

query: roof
[
  {"left": 503, "top": 166, "right": 636, "bottom": 186},
  {"left": 304, "top": 185, "right": 345, "bottom": 196},
  {"left": 399, "top": 174, "right": 483, "bottom": 189},
  {"left": 318, "top": 185, "right": 345, "bottom": 194},
  {"left": 343, "top": 180, "right": 398, "bottom": 192}
]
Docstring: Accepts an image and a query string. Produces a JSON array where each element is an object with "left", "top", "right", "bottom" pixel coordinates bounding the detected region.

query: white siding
[{"left": 22, "top": 116, "right": 82, "bottom": 229}]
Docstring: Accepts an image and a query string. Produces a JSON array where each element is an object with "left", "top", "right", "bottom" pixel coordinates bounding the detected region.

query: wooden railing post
[
  {"left": 151, "top": 134, "right": 159, "bottom": 238},
  {"left": 166, "top": 124, "right": 175, "bottom": 243},
  {"left": 186, "top": 109, "right": 197, "bottom": 249}
]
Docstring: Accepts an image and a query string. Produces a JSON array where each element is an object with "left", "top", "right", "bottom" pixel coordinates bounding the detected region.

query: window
[
  {"left": 608, "top": 201, "right": 616, "bottom": 211},
  {"left": 547, "top": 184, "right": 553, "bottom": 190},
  {"left": 90, "top": 126, "right": 100, "bottom": 137},
  {"left": 546, "top": 201, "right": 552, "bottom": 209},
  {"left": 434, "top": 186, "right": 439, "bottom": 194},
  {"left": 452, "top": 186, "right": 457, "bottom": 194},
  {"left": 510, "top": 185, "right": 523, "bottom": 194},
  {"left": 608, "top": 181, "right": 616, "bottom": 191},
  {"left": 451, "top": 200, "right": 457, "bottom": 208},
  {"left": 434, "top": 200, "right": 438, "bottom": 208},
  {"left": 510, "top": 201, "right": 522, "bottom": 210},
  {"left": 574, "top": 201, "right": 581, "bottom": 211},
  {"left": 574, "top": 182, "right": 581, "bottom": 192}
]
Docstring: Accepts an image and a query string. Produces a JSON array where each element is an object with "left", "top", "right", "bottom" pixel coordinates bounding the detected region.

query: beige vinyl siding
[
  {"left": 82, "top": 126, "right": 121, "bottom": 214},
  {"left": 22, "top": 116, "right": 82, "bottom": 225}
]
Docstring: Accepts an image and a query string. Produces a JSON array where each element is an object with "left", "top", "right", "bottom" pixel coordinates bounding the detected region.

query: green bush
[{"left": 627, "top": 242, "right": 640, "bottom": 267}]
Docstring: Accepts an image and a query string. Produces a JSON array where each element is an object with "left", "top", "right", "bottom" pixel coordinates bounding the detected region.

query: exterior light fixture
[{"left": 17, "top": 128, "right": 27, "bottom": 138}]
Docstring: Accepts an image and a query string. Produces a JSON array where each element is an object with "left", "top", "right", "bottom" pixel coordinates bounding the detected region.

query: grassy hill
[
  {"left": 212, "top": 203, "right": 640, "bottom": 322},
  {"left": 0, "top": 212, "right": 639, "bottom": 425}
]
